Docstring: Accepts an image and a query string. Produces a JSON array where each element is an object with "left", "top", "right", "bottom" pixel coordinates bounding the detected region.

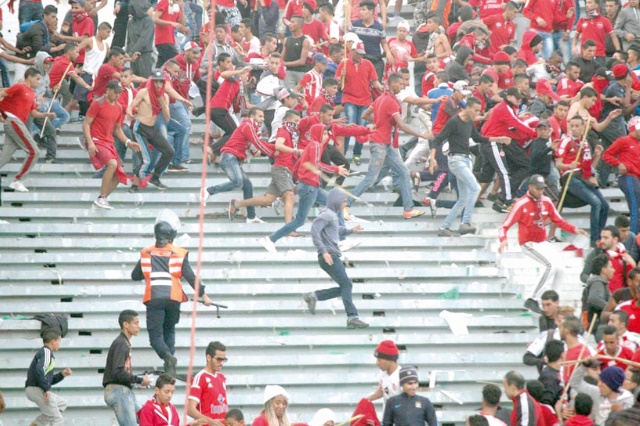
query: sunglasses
[{"left": 215, "top": 357, "right": 228, "bottom": 362}]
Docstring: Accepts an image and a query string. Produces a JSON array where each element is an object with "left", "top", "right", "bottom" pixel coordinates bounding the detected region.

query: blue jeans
[
  {"left": 104, "top": 384, "right": 140, "bottom": 426},
  {"left": 442, "top": 155, "right": 480, "bottom": 229},
  {"left": 348, "top": 144, "right": 413, "bottom": 211},
  {"left": 568, "top": 177, "right": 609, "bottom": 243},
  {"left": 316, "top": 253, "right": 358, "bottom": 318},
  {"left": 169, "top": 102, "right": 191, "bottom": 164},
  {"left": 534, "top": 30, "right": 554, "bottom": 59},
  {"left": 39, "top": 99, "right": 70, "bottom": 129},
  {"left": 343, "top": 103, "right": 367, "bottom": 157},
  {"left": 0, "top": 58, "right": 10, "bottom": 87},
  {"left": 206, "top": 153, "right": 256, "bottom": 219},
  {"left": 155, "top": 114, "right": 186, "bottom": 167},
  {"left": 269, "top": 182, "right": 327, "bottom": 242},
  {"left": 619, "top": 175, "right": 640, "bottom": 234},
  {"left": 19, "top": 1, "right": 43, "bottom": 24},
  {"left": 552, "top": 31, "right": 572, "bottom": 63}
]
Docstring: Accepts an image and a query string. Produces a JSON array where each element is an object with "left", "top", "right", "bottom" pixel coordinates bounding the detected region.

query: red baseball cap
[{"left": 536, "top": 79, "right": 560, "bottom": 103}]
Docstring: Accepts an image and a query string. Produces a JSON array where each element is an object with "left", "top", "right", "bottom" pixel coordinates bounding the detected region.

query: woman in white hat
[
  {"left": 252, "top": 385, "right": 291, "bottom": 426},
  {"left": 308, "top": 408, "right": 337, "bottom": 426}
]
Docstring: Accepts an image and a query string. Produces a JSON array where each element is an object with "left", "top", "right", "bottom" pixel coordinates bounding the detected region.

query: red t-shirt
[
  {"left": 422, "top": 72, "right": 436, "bottom": 97},
  {"left": 556, "top": 135, "right": 594, "bottom": 178},
  {"left": 469, "top": 0, "right": 506, "bottom": 19},
  {"left": 87, "top": 98, "right": 124, "bottom": 145},
  {"left": 563, "top": 344, "right": 591, "bottom": 383},
  {"left": 547, "top": 114, "right": 566, "bottom": 141},
  {"left": 49, "top": 56, "right": 77, "bottom": 88},
  {"left": 484, "top": 15, "right": 515, "bottom": 56},
  {"left": 302, "top": 19, "right": 326, "bottom": 44},
  {"left": 483, "top": 67, "right": 513, "bottom": 89},
  {"left": 557, "top": 77, "right": 584, "bottom": 98},
  {"left": 369, "top": 92, "right": 401, "bottom": 146},
  {"left": 597, "top": 345, "right": 635, "bottom": 370},
  {"left": 72, "top": 16, "right": 95, "bottom": 64},
  {"left": 209, "top": 78, "right": 240, "bottom": 109},
  {"left": 618, "top": 299, "right": 640, "bottom": 333},
  {"left": 188, "top": 370, "right": 228, "bottom": 420},
  {"left": 336, "top": 59, "right": 377, "bottom": 106},
  {"left": 576, "top": 16, "right": 613, "bottom": 57},
  {"left": 155, "top": 0, "right": 182, "bottom": 46},
  {"left": 273, "top": 127, "right": 297, "bottom": 171},
  {"left": 92, "top": 63, "right": 121, "bottom": 99},
  {"left": 0, "top": 83, "right": 36, "bottom": 122}
]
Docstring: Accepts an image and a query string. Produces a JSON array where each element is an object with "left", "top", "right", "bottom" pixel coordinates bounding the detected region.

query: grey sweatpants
[
  {"left": 25, "top": 386, "right": 67, "bottom": 426},
  {"left": 0, "top": 116, "right": 41, "bottom": 180}
]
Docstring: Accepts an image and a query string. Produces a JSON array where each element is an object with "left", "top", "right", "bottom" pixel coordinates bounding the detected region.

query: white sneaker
[
  {"left": 199, "top": 187, "right": 210, "bottom": 206},
  {"left": 93, "top": 197, "right": 113, "bottom": 210},
  {"left": 380, "top": 175, "right": 393, "bottom": 192},
  {"left": 9, "top": 180, "right": 29, "bottom": 192},
  {"left": 77, "top": 136, "right": 88, "bottom": 151},
  {"left": 260, "top": 236, "right": 277, "bottom": 253},
  {"left": 339, "top": 240, "right": 361, "bottom": 252},
  {"left": 246, "top": 217, "right": 266, "bottom": 224},
  {"left": 272, "top": 197, "right": 283, "bottom": 215}
]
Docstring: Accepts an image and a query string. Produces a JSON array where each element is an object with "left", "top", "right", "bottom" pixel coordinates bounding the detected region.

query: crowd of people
[{"left": 3, "top": 0, "right": 640, "bottom": 423}]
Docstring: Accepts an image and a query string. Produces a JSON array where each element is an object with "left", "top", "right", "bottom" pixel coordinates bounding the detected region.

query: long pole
[
  {"left": 557, "top": 119, "right": 592, "bottom": 213},
  {"left": 40, "top": 62, "right": 74, "bottom": 138}
]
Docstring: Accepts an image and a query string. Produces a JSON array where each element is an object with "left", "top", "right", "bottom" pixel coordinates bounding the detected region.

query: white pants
[
  {"left": 25, "top": 386, "right": 67, "bottom": 426},
  {"left": 521, "top": 241, "right": 565, "bottom": 299},
  {"left": 404, "top": 109, "right": 431, "bottom": 170}
]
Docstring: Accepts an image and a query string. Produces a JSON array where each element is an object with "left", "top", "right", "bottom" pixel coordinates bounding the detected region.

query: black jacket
[{"left": 17, "top": 21, "right": 50, "bottom": 60}]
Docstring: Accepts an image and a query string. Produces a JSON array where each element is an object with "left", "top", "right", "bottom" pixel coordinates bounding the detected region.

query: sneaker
[
  {"left": 402, "top": 209, "right": 425, "bottom": 219},
  {"left": 77, "top": 136, "right": 88, "bottom": 150},
  {"left": 246, "top": 216, "right": 265, "bottom": 224},
  {"left": 339, "top": 240, "right": 361, "bottom": 252},
  {"left": 459, "top": 223, "right": 477, "bottom": 235},
  {"left": 492, "top": 201, "right": 510, "bottom": 213},
  {"left": 260, "top": 236, "right": 277, "bottom": 253},
  {"left": 167, "top": 164, "right": 189, "bottom": 173},
  {"left": 422, "top": 197, "right": 437, "bottom": 218},
  {"left": 411, "top": 171, "right": 421, "bottom": 192},
  {"left": 437, "top": 228, "right": 459, "bottom": 237},
  {"left": 347, "top": 317, "right": 369, "bottom": 329},
  {"left": 200, "top": 187, "right": 211, "bottom": 206},
  {"left": 303, "top": 293, "right": 316, "bottom": 315},
  {"left": 163, "top": 354, "right": 178, "bottom": 377},
  {"left": 93, "top": 196, "right": 113, "bottom": 210},
  {"left": 45, "top": 159, "right": 62, "bottom": 164},
  {"left": 353, "top": 155, "right": 361, "bottom": 166},
  {"left": 272, "top": 197, "right": 283, "bottom": 215},
  {"left": 524, "top": 298, "right": 543, "bottom": 314},
  {"left": 149, "top": 178, "right": 168, "bottom": 190},
  {"left": 487, "top": 193, "right": 498, "bottom": 202},
  {"left": 228, "top": 199, "right": 238, "bottom": 221},
  {"left": 9, "top": 180, "right": 29, "bottom": 192},
  {"left": 128, "top": 185, "right": 139, "bottom": 193}
]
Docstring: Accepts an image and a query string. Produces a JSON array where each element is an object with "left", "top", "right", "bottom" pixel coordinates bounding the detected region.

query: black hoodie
[{"left": 445, "top": 46, "right": 471, "bottom": 82}]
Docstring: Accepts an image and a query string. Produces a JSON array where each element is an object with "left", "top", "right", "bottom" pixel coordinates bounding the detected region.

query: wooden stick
[
  {"left": 303, "top": 161, "right": 362, "bottom": 201},
  {"left": 561, "top": 314, "right": 598, "bottom": 398},
  {"left": 561, "top": 354, "right": 640, "bottom": 370},
  {"left": 340, "top": 0, "right": 349, "bottom": 90},
  {"left": 336, "top": 414, "right": 364, "bottom": 426},
  {"left": 557, "top": 119, "right": 591, "bottom": 213},
  {"left": 40, "top": 62, "right": 74, "bottom": 138}
]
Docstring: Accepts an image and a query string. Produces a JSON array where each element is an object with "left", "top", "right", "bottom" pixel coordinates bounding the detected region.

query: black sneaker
[
  {"left": 347, "top": 318, "right": 369, "bottom": 329},
  {"left": 459, "top": 223, "right": 476, "bottom": 235},
  {"left": 192, "top": 106, "right": 206, "bottom": 117},
  {"left": 524, "top": 298, "right": 543, "bottom": 314},
  {"left": 167, "top": 164, "right": 189, "bottom": 173},
  {"left": 149, "top": 178, "right": 168, "bottom": 190},
  {"left": 487, "top": 193, "right": 498, "bottom": 202},
  {"left": 437, "top": 228, "right": 459, "bottom": 237},
  {"left": 128, "top": 185, "right": 139, "bottom": 193},
  {"left": 303, "top": 293, "right": 316, "bottom": 315},
  {"left": 492, "top": 201, "right": 510, "bottom": 213},
  {"left": 163, "top": 354, "right": 177, "bottom": 377}
]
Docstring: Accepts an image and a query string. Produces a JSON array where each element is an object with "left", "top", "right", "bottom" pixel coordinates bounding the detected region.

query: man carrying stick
[{"left": 498, "top": 175, "right": 588, "bottom": 314}]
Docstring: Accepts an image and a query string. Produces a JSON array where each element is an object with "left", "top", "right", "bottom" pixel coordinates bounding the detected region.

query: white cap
[
  {"left": 264, "top": 385, "right": 290, "bottom": 404},
  {"left": 309, "top": 409, "right": 337, "bottom": 426},
  {"left": 155, "top": 209, "right": 181, "bottom": 232},
  {"left": 630, "top": 116, "right": 640, "bottom": 133},
  {"left": 452, "top": 80, "right": 472, "bottom": 97},
  {"left": 344, "top": 32, "right": 361, "bottom": 44}
]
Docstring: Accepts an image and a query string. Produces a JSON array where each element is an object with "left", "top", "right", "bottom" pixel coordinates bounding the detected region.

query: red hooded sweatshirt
[
  {"left": 293, "top": 124, "right": 339, "bottom": 187},
  {"left": 481, "top": 101, "right": 538, "bottom": 145},
  {"left": 523, "top": 0, "right": 554, "bottom": 32},
  {"left": 603, "top": 135, "right": 640, "bottom": 179},
  {"left": 516, "top": 30, "right": 541, "bottom": 65}
]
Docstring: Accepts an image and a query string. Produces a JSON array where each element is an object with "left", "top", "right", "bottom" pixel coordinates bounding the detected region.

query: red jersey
[
  {"left": 284, "top": 0, "right": 303, "bottom": 20},
  {"left": 302, "top": 19, "right": 326, "bottom": 44},
  {"left": 308, "top": 93, "right": 334, "bottom": 114},
  {"left": 221, "top": 118, "right": 274, "bottom": 161},
  {"left": 556, "top": 135, "right": 594, "bottom": 178},
  {"left": 188, "top": 370, "right": 228, "bottom": 420},
  {"left": 596, "top": 344, "right": 634, "bottom": 370},
  {"left": 499, "top": 192, "right": 577, "bottom": 244},
  {"left": 422, "top": 72, "right": 436, "bottom": 98},
  {"left": 336, "top": 59, "right": 377, "bottom": 106},
  {"left": 557, "top": 77, "right": 584, "bottom": 98},
  {"left": 293, "top": 140, "right": 338, "bottom": 187},
  {"left": 481, "top": 101, "right": 538, "bottom": 144},
  {"left": 547, "top": 114, "right": 566, "bottom": 141},
  {"left": 298, "top": 113, "right": 321, "bottom": 151},
  {"left": 299, "top": 69, "right": 323, "bottom": 106},
  {"left": 483, "top": 15, "right": 516, "bottom": 56},
  {"left": 87, "top": 98, "right": 124, "bottom": 145},
  {"left": 552, "top": 0, "right": 575, "bottom": 31},
  {"left": 0, "top": 83, "right": 37, "bottom": 123},
  {"left": 483, "top": 67, "right": 513, "bottom": 90},
  {"left": 72, "top": 14, "right": 94, "bottom": 64},
  {"left": 209, "top": 78, "right": 240, "bottom": 110},
  {"left": 369, "top": 92, "right": 401, "bottom": 147},
  {"left": 387, "top": 37, "right": 417, "bottom": 70},
  {"left": 172, "top": 53, "right": 202, "bottom": 100},
  {"left": 138, "top": 397, "right": 180, "bottom": 425},
  {"left": 49, "top": 56, "right": 77, "bottom": 88},
  {"left": 616, "top": 299, "right": 640, "bottom": 333},
  {"left": 273, "top": 127, "right": 298, "bottom": 171},
  {"left": 564, "top": 344, "right": 592, "bottom": 383},
  {"left": 155, "top": 0, "right": 182, "bottom": 46},
  {"left": 432, "top": 96, "right": 460, "bottom": 134},
  {"left": 603, "top": 135, "right": 640, "bottom": 180},
  {"left": 523, "top": 0, "right": 554, "bottom": 33},
  {"left": 576, "top": 15, "right": 613, "bottom": 57},
  {"left": 469, "top": 0, "right": 506, "bottom": 19},
  {"left": 92, "top": 63, "right": 121, "bottom": 99},
  {"left": 510, "top": 390, "right": 545, "bottom": 426}
]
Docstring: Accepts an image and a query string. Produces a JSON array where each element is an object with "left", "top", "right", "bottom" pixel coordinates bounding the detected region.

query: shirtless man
[
  {"left": 424, "top": 15, "right": 452, "bottom": 60},
  {"left": 567, "top": 87, "right": 623, "bottom": 134},
  {"left": 129, "top": 69, "right": 174, "bottom": 190}
]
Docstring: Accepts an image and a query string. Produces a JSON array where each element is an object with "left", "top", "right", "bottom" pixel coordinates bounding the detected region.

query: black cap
[
  {"left": 151, "top": 69, "right": 165, "bottom": 81},
  {"left": 528, "top": 174, "right": 547, "bottom": 189},
  {"left": 106, "top": 80, "right": 122, "bottom": 92},
  {"left": 505, "top": 87, "right": 524, "bottom": 100}
]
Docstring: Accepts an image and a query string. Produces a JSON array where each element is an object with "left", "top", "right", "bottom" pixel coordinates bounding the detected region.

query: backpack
[{"left": 33, "top": 313, "right": 69, "bottom": 338}]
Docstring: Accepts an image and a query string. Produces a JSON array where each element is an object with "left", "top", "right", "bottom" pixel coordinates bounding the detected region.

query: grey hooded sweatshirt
[
  {"left": 311, "top": 189, "right": 353, "bottom": 257},
  {"left": 34, "top": 51, "right": 53, "bottom": 99},
  {"left": 126, "top": 0, "right": 155, "bottom": 56},
  {"left": 445, "top": 45, "right": 472, "bottom": 82}
]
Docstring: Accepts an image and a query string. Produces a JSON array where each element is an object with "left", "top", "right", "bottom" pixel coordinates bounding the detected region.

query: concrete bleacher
[{"left": 0, "top": 115, "right": 626, "bottom": 425}]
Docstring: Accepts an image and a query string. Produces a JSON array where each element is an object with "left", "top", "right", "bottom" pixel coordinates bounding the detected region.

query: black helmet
[{"left": 154, "top": 221, "right": 177, "bottom": 246}]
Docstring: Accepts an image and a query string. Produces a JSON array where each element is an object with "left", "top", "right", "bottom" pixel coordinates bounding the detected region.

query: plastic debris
[{"left": 439, "top": 287, "right": 460, "bottom": 300}]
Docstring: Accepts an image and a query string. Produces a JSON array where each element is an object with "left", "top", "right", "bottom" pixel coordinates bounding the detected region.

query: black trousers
[
  {"left": 478, "top": 142, "right": 513, "bottom": 203},
  {"left": 321, "top": 144, "right": 350, "bottom": 187},
  {"left": 156, "top": 43, "right": 179, "bottom": 68},
  {"left": 137, "top": 122, "right": 175, "bottom": 179},
  {"left": 112, "top": 11, "right": 129, "bottom": 48},
  {"left": 145, "top": 299, "right": 181, "bottom": 360},
  {"left": 209, "top": 108, "right": 238, "bottom": 153}
]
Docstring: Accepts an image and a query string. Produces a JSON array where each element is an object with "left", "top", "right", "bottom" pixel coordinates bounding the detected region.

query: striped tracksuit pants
[{"left": 0, "top": 116, "right": 41, "bottom": 180}]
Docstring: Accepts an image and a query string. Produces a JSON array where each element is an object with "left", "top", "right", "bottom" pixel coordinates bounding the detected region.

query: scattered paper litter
[{"left": 439, "top": 310, "right": 471, "bottom": 335}]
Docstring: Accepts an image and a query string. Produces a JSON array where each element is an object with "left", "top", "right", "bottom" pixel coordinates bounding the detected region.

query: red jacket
[
  {"left": 516, "top": 30, "right": 542, "bottom": 65},
  {"left": 221, "top": 118, "right": 275, "bottom": 161},
  {"left": 137, "top": 398, "right": 180, "bottom": 425},
  {"left": 523, "top": 0, "right": 554, "bottom": 32},
  {"left": 293, "top": 124, "right": 339, "bottom": 187},
  {"left": 499, "top": 191, "right": 577, "bottom": 244},
  {"left": 457, "top": 33, "right": 493, "bottom": 65},
  {"left": 171, "top": 52, "right": 201, "bottom": 100},
  {"left": 510, "top": 390, "right": 546, "bottom": 426},
  {"left": 298, "top": 114, "right": 322, "bottom": 151},
  {"left": 481, "top": 101, "right": 538, "bottom": 144},
  {"left": 603, "top": 135, "right": 640, "bottom": 179},
  {"left": 551, "top": 0, "right": 575, "bottom": 31}
]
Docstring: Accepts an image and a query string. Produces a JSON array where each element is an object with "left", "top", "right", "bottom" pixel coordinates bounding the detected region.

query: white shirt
[
  {"left": 480, "top": 414, "right": 507, "bottom": 426},
  {"left": 378, "top": 365, "right": 402, "bottom": 406},
  {"left": 396, "top": 86, "right": 418, "bottom": 118}
]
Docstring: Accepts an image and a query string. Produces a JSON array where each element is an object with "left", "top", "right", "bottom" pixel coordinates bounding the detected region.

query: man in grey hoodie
[
  {"left": 445, "top": 45, "right": 472, "bottom": 83},
  {"left": 584, "top": 253, "right": 613, "bottom": 330},
  {"left": 126, "top": 0, "right": 155, "bottom": 79},
  {"left": 304, "top": 188, "right": 368, "bottom": 329}
]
